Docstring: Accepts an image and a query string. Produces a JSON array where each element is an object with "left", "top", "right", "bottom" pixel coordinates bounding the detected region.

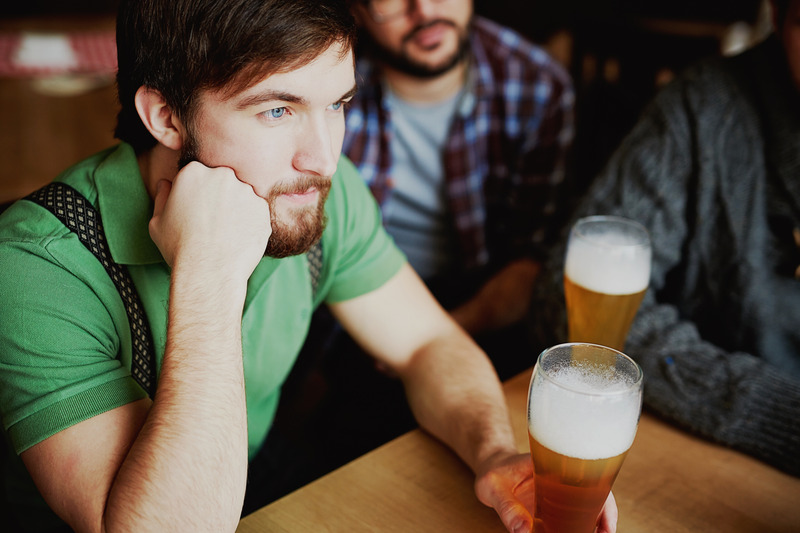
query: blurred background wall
[
  {"left": 475, "top": 0, "right": 768, "bottom": 198},
  {"left": 0, "top": 0, "right": 770, "bottom": 207},
  {"left": 0, "top": 0, "right": 120, "bottom": 16}
]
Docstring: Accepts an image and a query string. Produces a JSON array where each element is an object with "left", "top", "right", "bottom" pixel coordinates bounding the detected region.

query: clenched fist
[{"left": 149, "top": 162, "right": 271, "bottom": 282}]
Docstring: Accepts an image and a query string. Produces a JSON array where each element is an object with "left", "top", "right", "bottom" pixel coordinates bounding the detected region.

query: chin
[{"left": 264, "top": 210, "right": 327, "bottom": 258}]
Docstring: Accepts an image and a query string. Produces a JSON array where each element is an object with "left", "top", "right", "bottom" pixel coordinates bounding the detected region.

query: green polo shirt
[{"left": 0, "top": 142, "right": 404, "bottom": 462}]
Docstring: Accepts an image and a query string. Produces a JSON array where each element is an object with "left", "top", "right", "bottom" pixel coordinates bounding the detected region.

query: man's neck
[
  {"left": 137, "top": 143, "right": 181, "bottom": 199},
  {"left": 381, "top": 59, "right": 467, "bottom": 104}
]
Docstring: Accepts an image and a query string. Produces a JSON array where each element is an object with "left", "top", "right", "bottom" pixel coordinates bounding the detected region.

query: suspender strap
[
  {"left": 25, "top": 182, "right": 325, "bottom": 399},
  {"left": 307, "top": 240, "right": 323, "bottom": 297},
  {"left": 26, "top": 182, "right": 157, "bottom": 398}
]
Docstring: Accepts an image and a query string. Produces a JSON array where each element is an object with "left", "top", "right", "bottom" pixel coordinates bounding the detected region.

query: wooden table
[{"left": 237, "top": 369, "right": 800, "bottom": 532}]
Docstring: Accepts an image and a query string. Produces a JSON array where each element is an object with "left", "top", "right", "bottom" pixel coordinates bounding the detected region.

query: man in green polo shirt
[{"left": 0, "top": 1, "right": 615, "bottom": 532}]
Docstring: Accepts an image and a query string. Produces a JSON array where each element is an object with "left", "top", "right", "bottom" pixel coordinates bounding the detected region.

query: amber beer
[
  {"left": 564, "top": 276, "right": 646, "bottom": 352},
  {"left": 527, "top": 343, "right": 643, "bottom": 533},
  {"left": 564, "top": 216, "right": 651, "bottom": 351},
  {"left": 528, "top": 433, "right": 628, "bottom": 533}
]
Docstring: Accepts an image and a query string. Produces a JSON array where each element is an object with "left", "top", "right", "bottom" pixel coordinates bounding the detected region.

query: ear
[{"left": 134, "top": 87, "right": 185, "bottom": 151}]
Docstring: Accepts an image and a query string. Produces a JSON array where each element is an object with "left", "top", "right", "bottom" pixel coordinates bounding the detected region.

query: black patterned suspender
[
  {"left": 26, "top": 182, "right": 157, "bottom": 398},
  {"left": 25, "top": 182, "right": 325, "bottom": 400},
  {"left": 307, "top": 239, "right": 323, "bottom": 297}
]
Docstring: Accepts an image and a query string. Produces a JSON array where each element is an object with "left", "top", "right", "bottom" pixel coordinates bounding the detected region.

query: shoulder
[
  {"left": 470, "top": 16, "right": 572, "bottom": 91},
  {"left": 329, "top": 154, "right": 365, "bottom": 197},
  {"left": 0, "top": 203, "right": 116, "bottom": 318},
  {"left": 652, "top": 45, "right": 762, "bottom": 128},
  {"left": 0, "top": 146, "right": 121, "bottom": 252},
  {"left": 317, "top": 155, "right": 406, "bottom": 302},
  {"left": 322, "top": 154, "right": 381, "bottom": 234},
  {"left": 0, "top": 146, "right": 127, "bottom": 322}
]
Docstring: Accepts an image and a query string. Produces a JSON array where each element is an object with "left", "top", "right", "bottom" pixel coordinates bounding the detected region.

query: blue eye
[
  {"left": 267, "top": 107, "right": 286, "bottom": 119},
  {"left": 330, "top": 102, "right": 343, "bottom": 111}
]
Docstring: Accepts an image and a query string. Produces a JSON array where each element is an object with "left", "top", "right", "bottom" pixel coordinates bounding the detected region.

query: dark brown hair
[{"left": 114, "top": 0, "right": 356, "bottom": 153}]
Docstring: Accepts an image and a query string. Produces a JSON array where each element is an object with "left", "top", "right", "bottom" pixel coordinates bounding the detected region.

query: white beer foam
[
  {"left": 528, "top": 364, "right": 640, "bottom": 460},
  {"left": 565, "top": 231, "right": 650, "bottom": 295}
]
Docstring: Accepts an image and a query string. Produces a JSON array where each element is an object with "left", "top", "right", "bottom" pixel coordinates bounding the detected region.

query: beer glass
[
  {"left": 527, "top": 343, "right": 643, "bottom": 533},
  {"left": 564, "top": 215, "right": 651, "bottom": 351}
]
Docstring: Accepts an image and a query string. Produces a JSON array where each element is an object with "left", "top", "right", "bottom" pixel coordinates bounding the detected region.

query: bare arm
[
  {"left": 20, "top": 163, "right": 269, "bottom": 532},
  {"left": 330, "top": 264, "right": 516, "bottom": 469},
  {"left": 330, "top": 264, "right": 617, "bottom": 532},
  {"left": 329, "top": 264, "right": 532, "bottom": 530}
]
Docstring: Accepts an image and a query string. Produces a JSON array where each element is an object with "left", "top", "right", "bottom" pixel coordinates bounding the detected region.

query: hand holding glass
[
  {"left": 527, "top": 343, "right": 643, "bottom": 533},
  {"left": 564, "top": 215, "right": 651, "bottom": 351}
]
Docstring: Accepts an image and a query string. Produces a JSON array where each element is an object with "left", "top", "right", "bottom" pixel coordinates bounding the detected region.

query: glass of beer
[
  {"left": 527, "top": 343, "right": 643, "bottom": 533},
  {"left": 564, "top": 215, "right": 651, "bottom": 351}
]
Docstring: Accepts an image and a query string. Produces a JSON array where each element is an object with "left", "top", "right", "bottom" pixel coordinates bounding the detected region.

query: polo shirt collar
[{"left": 95, "top": 143, "right": 163, "bottom": 266}]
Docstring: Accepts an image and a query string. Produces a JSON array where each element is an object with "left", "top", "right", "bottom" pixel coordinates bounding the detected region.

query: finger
[
  {"left": 482, "top": 486, "right": 533, "bottom": 533},
  {"left": 496, "top": 498, "right": 533, "bottom": 533},
  {"left": 474, "top": 455, "right": 537, "bottom": 533},
  {"left": 596, "top": 491, "right": 618, "bottom": 533}
]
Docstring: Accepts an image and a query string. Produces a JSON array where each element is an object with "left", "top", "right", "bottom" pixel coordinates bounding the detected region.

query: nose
[
  {"left": 292, "top": 115, "right": 339, "bottom": 178},
  {"left": 408, "top": 0, "right": 439, "bottom": 20}
]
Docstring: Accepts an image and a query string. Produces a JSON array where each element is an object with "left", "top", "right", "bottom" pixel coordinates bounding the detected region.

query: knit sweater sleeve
[
  {"left": 534, "top": 59, "right": 800, "bottom": 476},
  {"left": 628, "top": 293, "right": 800, "bottom": 477}
]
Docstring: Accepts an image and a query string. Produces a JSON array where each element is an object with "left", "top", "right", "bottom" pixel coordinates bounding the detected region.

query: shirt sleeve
[
  {"left": 0, "top": 213, "right": 146, "bottom": 454},
  {"left": 319, "top": 155, "right": 406, "bottom": 304}
]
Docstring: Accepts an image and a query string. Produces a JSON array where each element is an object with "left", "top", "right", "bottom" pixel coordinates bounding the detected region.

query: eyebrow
[{"left": 235, "top": 83, "right": 358, "bottom": 110}]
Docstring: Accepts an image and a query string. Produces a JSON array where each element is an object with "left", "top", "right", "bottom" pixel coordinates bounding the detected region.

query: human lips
[
  {"left": 268, "top": 175, "right": 330, "bottom": 207},
  {"left": 406, "top": 20, "right": 454, "bottom": 50},
  {"left": 279, "top": 187, "right": 319, "bottom": 205}
]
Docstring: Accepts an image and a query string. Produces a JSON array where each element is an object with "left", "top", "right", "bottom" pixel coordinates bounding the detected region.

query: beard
[
  {"left": 361, "top": 18, "right": 471, "bottom": 79},
  {"left": 179, "top": 135, "right": 331, "bottom": 259},
  {"left": 264, "top": 175, "right": 330, "bottom": 258}
]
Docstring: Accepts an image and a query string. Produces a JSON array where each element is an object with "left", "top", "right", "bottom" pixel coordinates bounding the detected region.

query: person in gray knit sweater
[{"left": 533, "top": 0, "right": 800, "bottom": 477}]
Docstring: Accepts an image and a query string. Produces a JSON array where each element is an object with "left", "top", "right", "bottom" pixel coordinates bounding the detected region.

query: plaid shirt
[{"left": 343, "top": 16, "right": 575, "bottom": 271}]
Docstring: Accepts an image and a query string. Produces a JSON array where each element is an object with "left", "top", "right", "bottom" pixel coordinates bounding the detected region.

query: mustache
[
  {"left": 402, "top": 19, "right": 457, "bottom": 45},
  {"left": 267, "top": 175, "right": 331, "bottom": 202}
]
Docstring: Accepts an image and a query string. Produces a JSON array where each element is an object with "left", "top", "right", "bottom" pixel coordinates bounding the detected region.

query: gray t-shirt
[{"left": 382, "top": 85, "right": 462, "bottom": 279}]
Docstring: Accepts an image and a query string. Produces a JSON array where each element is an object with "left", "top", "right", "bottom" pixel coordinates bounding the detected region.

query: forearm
[
  {"left": 400, "top": 329, "right": 517, "bottom": 472},
  {"left": 330, "top": 265, "right": 517, "bottom": 469},
  {"left": 104, "top": 261, "right": 250, "bottom": 531}
]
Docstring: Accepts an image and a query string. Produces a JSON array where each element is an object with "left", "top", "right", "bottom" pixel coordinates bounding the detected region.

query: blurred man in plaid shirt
[{"left": 343, "top": 0, "right": 574, "bottom": 375}]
